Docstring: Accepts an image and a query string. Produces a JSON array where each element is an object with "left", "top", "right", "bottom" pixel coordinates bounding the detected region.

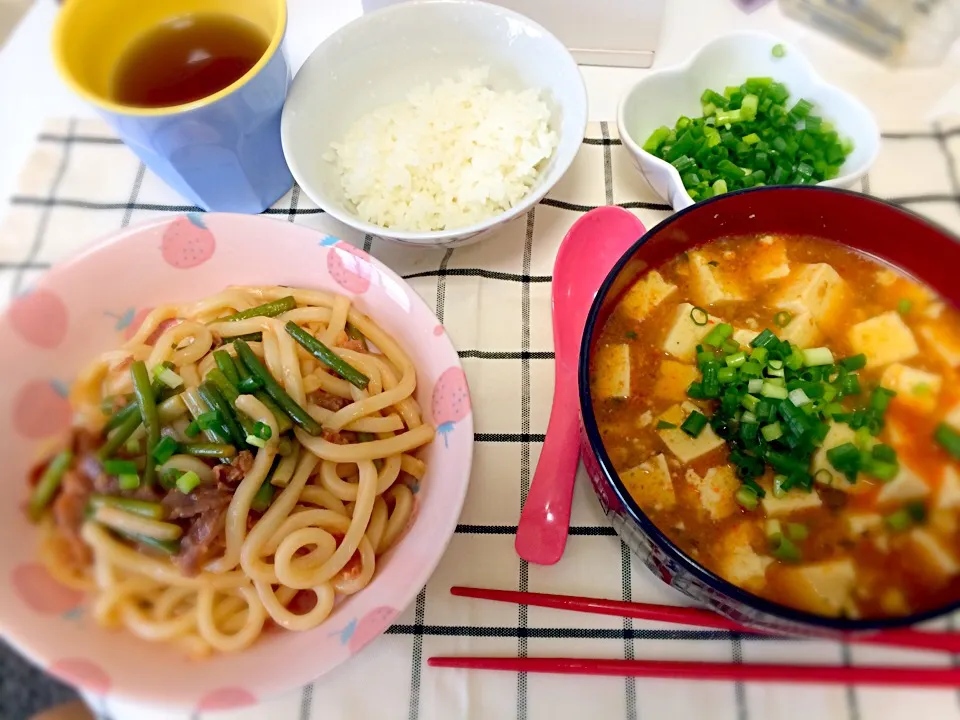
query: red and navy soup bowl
[{"left": 578, "top": 185, "right": 960, "bottom": 635}]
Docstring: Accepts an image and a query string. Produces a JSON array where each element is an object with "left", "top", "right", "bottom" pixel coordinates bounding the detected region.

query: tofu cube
[
  {"left": 750, "top": 235, "right": 791, "bottom": 282},
  {"left": 653, "top": 360, "right": 699, "bottom": 402},
  {"left": 877, "top": 464, "right": 931, "bottom": 506},
  {"left": 661, "top": 303, "right": 723, "bottom": 362},
  {"left": 936, "top": 466, "right": 960, "bottom": 510},
  {"left": 880, "top": 363, "right": 942, "bottom": 414},
  {"left": 620, "top": 454, "right": 676, "bottom": 512},
  {"left": 777, "top": 559, "right": 856, "bottom": 616},
  {"left": 909, "top": 528, "right": 960, "bottom": 579},
  {"left": 774, "top": 263, "right": 846, "bottom": 325},
  {"left": 687, "top": 465, "right": 740, "bottom": 521},
  {"left": 777, "top": 311, "right": 822, "bottom": 349},
  {"left": 848, "top": 312, "right": 919, "bottom": 368},
  {"left": 689, "top": 252, "right": 743, "bottom": 305},
  {"left": 657, "top": 402, "right": 725, "bottom": 464},
  {"left": 919, "top": 323, "right": 960, "bottom": 368},
  {"left": 619, "top": 270, "right": 678, "bottom": 322},
  {"left": 718, "top": 523, "right": 772, "bottom": 591},
  {"left": 593, "top": 344, "right": 631, "bottom": 399},
  {"left": 761, "top": 488, "right": 823, "bottom": 517}
]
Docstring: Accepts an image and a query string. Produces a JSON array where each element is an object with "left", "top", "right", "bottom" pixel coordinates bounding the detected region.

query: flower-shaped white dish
[{"left": 617, "top": 31, "right": 880, "bottom": 211}]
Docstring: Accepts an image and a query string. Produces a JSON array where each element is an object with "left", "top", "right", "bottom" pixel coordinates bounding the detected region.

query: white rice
[{"left": 324, "top": 67, "right": 558, "bottom": 233}]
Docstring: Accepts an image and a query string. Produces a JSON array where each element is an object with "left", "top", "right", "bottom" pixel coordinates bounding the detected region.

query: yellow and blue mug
[{"left": 53, "top": 0, "right": 292, "bottom": 214}]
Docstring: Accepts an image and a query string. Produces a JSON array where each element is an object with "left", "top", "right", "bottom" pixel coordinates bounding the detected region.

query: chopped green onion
[
  {"left": 786, "top": 523, "right": 808, "bottom": 541},
  {"left": 197, "top": 411, "right": 221, "bottom": 431},
  {"left": 656, "top": 420, "right": 677, "bottom": 430},
  {"left": 869, "top": 387, "right": 896, "bottom": 414},
  {"left": 839, "top": 354, "right": 867, "bottom": 371},
  {"left": 872, "top": 443, "right": 897, "bottom": 463},
  {"left": 184, "top": 419, "right": 201, "bottom": 438},
  {"left": 118, "top": 473, "right": 140, "bottom": 491},
  {"left": 773, "top": 474, "right": 788, "bottom": 497},
  {"left": 749, "top": 347, "right": 768, "bottom": 364},
  {"left": 788, "top": 388, "right": 811, "bottom": 407},
  {"left": 703, "top": 323, "right": 734, "bottom": 347},
  {"left": 176, "top": 470, "right": 201, "bottom": 494},
  {"left": 246, "top": 435, "right": 267, "bottom": 449},
  {"left": 897, "top": 299, "right": 912, "bottom": 315},
  {"left": 885, "top": 509, "right": 912, "bottom": 532},
  {"left": 770, "top": 532, "right": 801, "bottom": 562},
  {"left": 773, "top": 311, "right": 792, "bottom": 328},
  {"left": 739, "top": 361, "right": 763, "bottom": 379},
  {"left": 690, "top": 306, "right": 709, "bottom": 326},
  {"left": 747, "top": 378, "right": 763, "bottom": 394},
  {"left": 814, "top": 468, "right": 833, "bottom": 486},
  {"left": 151, "top": 436, "right": 179, "bottom": 464},
  {"left": 768, "top": 359, "right": 784, "bottom": 370},
  {"left": 827, "top": 442, "right": 860, "bottom": 482},
  {"left": 761, "top": 422, "right": 783, "bottom": 442},
  {"left": 750, "top": 329, "right": 778, "bottom": 349},
  {"left": 935, "top": 423, "right": 960, "bottom": 459},
  {"left": 741, "top": 394, "right": 760, "bottom": 412},
  {"left": 253, "top": 421, "right": 273, "bottom": 440},
  {"left": 802, "top": 347, "right": 834, "bottom": 366},
  {"left": 760, "top": 382, "right": 788, "bottom": 399},
  {"left": 680, "top": 411, "right": 709, "bottom": 438},
  {"left": 153, "top": 365, "right": 184, "bottom": 389},
  {"left": 721, "top": 339, "right": 740, "bottom": 355},
  {"left": 103, "top": 458, "right": 138, "bottom": 476},
  {"left": 772, "top": 43, "right": 786, "bottom": 58},
  {"left": 735, "top": 485, "right": 759, "bottom": 510},
  {"left": 159, "top": 468, "right": 183, "bottom": 490},
  {"left": 725, "top": 351, "right": 747, "bottom": 368}
]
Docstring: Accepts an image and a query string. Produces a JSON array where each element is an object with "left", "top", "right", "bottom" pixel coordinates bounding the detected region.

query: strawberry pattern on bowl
[{"left": 0, "top": 213, "right": 474, "bottom": 710}]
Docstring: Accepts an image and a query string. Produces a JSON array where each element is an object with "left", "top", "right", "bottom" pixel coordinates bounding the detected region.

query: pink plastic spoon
[{"left": 516, "top": 206, "right": 647, "bottom": 565}]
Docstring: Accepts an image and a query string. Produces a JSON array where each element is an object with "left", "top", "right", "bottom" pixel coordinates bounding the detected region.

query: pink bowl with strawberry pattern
[{"left": 0, "top": 213, "right": 473, "bottom": 710}]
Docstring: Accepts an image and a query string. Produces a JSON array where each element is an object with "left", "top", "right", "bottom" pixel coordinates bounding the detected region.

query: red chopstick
[
  {"left": 428, "top": 656, "right": 960, "bottom": 688},
  {"left": 450, "top": 586, "right": 960, "bottom": 654}
]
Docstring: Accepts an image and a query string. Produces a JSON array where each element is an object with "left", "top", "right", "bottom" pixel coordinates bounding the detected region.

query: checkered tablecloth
[{"left": 2, "top": 117, "right": 960, "bottom": 720}]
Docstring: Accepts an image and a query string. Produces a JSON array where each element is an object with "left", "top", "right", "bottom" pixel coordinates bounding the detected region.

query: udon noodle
[{"left": 27, "top": 286, "right": 435, "bottom": 657}]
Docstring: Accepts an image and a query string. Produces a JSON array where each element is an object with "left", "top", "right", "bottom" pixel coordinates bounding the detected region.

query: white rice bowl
[{"left": 324, "top": 68, "right": 559, "bottom": 233}]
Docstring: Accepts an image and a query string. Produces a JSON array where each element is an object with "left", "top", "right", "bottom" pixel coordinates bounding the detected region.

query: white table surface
[{"left": 1, "top": 1, "right": 959, "bottom": 719}]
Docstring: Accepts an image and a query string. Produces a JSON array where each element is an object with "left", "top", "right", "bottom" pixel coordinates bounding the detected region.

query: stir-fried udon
[{"left": 25, "top": 286, "right": 435, "bottom": 657}]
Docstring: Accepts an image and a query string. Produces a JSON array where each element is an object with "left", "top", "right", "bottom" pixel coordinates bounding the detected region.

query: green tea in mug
[{"left": 111, "top": 13, "right": 269, "bottom": 108}]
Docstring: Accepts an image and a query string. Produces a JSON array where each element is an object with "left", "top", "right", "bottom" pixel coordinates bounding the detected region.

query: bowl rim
[
  {"left": 615, "top": 30, "right": 881, "bottom": 212},
  {"left": 279, "top": 0, "right": 588, "bottom": 244},
  {"left": 577, "top": 184, "right": 960, "bottom": 632},
  {"left": 0, "top": 212, "right": 475, "bottom": 708}
]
